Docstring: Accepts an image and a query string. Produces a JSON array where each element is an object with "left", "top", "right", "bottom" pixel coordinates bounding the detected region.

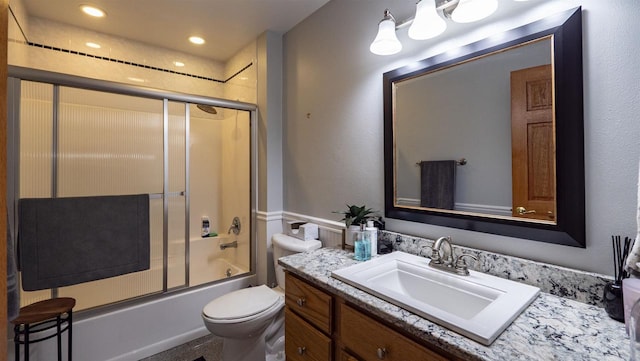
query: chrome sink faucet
[{"left": 429, "top": 236, "right": 477, "bottom": 276}]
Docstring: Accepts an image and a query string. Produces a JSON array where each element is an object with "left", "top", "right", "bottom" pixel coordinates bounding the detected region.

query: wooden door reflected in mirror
[{"left": 511, "top": 65, "right": 555, "bottom": 222}]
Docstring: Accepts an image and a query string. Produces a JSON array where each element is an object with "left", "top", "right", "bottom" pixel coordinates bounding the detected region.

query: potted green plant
[{"left": 334, "top": 204, "right": 379, "bottom": 249}]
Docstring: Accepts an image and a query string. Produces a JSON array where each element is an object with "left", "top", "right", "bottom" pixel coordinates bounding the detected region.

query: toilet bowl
[{"left": 202, "top": 233, "right": 321, "bottom": 361}]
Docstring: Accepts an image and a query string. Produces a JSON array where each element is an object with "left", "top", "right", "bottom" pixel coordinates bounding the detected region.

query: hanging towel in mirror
[
  {"left": 420, "top": 160, "right": 456, "bottom": 210},
  {"left": 18, "top": 194, "right": 150, "bottom": 291}
]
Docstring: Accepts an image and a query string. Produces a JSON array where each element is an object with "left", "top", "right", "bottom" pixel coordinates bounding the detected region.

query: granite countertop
[{"left": 279, "top": 247, "right": 630, "bottom": 361}]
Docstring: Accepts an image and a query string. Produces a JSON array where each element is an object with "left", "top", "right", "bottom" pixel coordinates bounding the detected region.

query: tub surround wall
[{"left": 8, "top": 7, "right": 257, "bottom": 101}]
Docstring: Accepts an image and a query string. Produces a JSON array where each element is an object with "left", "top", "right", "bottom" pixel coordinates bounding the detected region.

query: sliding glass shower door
[{"left": 12, "top": 75, "right": 255, "bottom": 312}]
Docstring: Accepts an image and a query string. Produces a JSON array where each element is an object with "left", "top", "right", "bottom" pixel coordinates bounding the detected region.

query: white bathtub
[{"left": 9, "top": 237, "right": 255, "bottom": 361}]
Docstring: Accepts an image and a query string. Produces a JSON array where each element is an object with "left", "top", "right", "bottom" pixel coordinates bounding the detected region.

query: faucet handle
[
  {"left": 454, "top": 254, "right": 478, "bottom": 276},
  {"left": 430, "top": 247, "right": 443, "bottom": 264}
]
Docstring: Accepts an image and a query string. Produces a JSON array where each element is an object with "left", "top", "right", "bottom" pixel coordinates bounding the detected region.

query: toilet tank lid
[
  {"left": 272, "top": 233, "right": 322, "bottom": 252},
  {"left": 203, "top": 285, "right": 281, "bottom": 320}
]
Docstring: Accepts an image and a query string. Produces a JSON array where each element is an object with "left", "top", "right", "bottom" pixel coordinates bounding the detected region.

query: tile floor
[{"left": 138, "top": 335, "right": 222, "bottom": 361}]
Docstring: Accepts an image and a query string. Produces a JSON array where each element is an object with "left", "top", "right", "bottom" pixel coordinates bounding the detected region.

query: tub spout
[{"left": 220, "top": 240, "right": 238, "bottom": 250}]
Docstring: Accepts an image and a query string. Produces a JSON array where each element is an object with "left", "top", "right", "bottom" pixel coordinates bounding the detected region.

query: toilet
[{"left": 202, "top": 233, "right": 322, "bottom": 361}]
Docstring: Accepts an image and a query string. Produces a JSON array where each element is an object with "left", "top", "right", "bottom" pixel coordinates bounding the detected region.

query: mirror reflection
[
  {"left": 394, "top": 38, "right": 555, "bottom": 223},
  {"left": 384, "top": 7, "right": 585, "bottom": 247}
]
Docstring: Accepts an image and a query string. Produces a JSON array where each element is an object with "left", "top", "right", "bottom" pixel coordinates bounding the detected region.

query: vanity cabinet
[{"left": 284, "top": 272, "right": 454, "bottom": 361}]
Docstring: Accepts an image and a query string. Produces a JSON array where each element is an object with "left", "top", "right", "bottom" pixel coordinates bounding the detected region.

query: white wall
[{"left": 283, "top": 0, "right": 640, "bottom": 275}]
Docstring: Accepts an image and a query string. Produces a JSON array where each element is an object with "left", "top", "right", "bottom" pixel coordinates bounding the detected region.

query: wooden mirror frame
[{"left": 383, "top": 7, "right": 585, "bottom": 247}]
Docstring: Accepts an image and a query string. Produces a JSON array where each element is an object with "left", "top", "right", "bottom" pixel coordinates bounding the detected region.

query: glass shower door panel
[
  {"left": 57, "top": 87, "right": 163, "bottom": 196},
  {"left": 221, "top": 109, "right": 251, "bottom": 273},
  {"left": 18, "top": 81, "right": 55, "bottom": 306},
  {"left": 167, "top": 101, "right": 187, "bottom": 288},
  {"left": 55, "top": 87, "right": 164, "bottom": 310},
  {"left": 167, "top": 195, "right": 186, "bottom": 288}
]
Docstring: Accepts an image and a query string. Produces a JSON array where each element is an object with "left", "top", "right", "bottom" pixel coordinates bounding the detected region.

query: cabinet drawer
[
  {"left": 286, "top": 273, "right": 333, "bottom": 334},
  {"left": 340, "top": 304, "right": 449, "bottom": 361},
  {"left": 286, "top": 308, "right": 332, "bottom": 361}
]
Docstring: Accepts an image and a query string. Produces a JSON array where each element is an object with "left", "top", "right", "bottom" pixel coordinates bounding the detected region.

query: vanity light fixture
[
  {"left": 371, "top": 0, "right": 499, "bottom": 55},
  {"left": 370, "top": 9, "right": 403, "bottom": 55},
  {"left": 80, "top": 5, "right": 106, "bottom": 18}
]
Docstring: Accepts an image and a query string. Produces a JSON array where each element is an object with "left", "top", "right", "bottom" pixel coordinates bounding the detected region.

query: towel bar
[{"left": 416, "top": 158, "right": 466, "bottom": 166}]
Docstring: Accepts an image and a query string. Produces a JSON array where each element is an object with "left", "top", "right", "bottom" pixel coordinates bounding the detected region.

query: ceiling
[{"left": 20, "top": 0, "right": 330, "bottom": 62}]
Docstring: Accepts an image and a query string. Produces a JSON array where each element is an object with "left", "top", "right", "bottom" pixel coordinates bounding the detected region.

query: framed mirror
[{"left": 384, "top": 7, "right": 584, "bottom": 247}]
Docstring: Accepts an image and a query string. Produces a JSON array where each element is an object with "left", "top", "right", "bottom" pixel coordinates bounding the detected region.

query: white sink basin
[{"left": 331, "top": 251, "right": 539, "bottom": 345}]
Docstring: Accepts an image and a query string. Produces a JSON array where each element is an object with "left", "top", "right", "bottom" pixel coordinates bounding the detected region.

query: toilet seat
[{"left": 203, "top": 285, "right": 284, "bottom": 324}]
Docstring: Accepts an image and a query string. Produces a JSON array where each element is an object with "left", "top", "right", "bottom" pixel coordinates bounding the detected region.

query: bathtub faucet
[{"left": 220, "top": 240, "right": 238, "bottom": 250}]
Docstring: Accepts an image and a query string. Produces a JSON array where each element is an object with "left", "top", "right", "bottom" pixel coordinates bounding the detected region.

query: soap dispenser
[
  {"left": 366, "top": 220, "right": 378, "bottom": 256},
  {"left": 354, "top": 223, "right": 371, "bottom": 261}
]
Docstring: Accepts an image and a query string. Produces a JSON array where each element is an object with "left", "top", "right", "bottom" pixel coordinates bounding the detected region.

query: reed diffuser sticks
[{"left": 612, "top": 235, "right": 635, "bottom": 283}]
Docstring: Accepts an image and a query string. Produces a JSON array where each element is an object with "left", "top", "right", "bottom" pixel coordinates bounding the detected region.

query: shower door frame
[{"left": 7, "top": 65, "right": 258, "bottom": 305}]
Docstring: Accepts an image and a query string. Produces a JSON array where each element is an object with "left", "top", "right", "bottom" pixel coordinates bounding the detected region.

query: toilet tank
[{"left": 272, "top": 233, "right": 322, "bottom": 290}]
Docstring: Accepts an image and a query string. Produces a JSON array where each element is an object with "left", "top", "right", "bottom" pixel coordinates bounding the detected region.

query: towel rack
[{"left": 416, "top": 158, "right": 467, "bottom": 166}]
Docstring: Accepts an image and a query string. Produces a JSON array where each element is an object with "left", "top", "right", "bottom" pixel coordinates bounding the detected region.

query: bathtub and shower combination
[{"left": 7, "top": 67, "right": 258, "bottom": 360}]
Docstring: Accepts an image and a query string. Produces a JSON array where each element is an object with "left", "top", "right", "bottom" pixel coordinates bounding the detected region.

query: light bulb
[
  {"left": 409, "top": 0, "right": 447, "bottom": 40},
  {"left": 451, "top": 0, "right": 498, "bottom": 23},
  {"left": 370, "top": 10, "right": 402, "bottom": 56}
]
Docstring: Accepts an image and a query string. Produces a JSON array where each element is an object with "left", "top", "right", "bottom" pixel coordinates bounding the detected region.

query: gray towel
[
  {"left": 420, "top": 160, "right": 456, "bottom": 210},
  {"left": 7, "top": 211, "right": 19, "bottom": 321},
  {"left": 18, "top": 194, "right": 150, "bottom": 291}
]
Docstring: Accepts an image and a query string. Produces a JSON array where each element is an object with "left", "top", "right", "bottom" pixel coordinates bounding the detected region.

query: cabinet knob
[
  {"left": 297, "top": 346, "right": 306, "bottom": 355},
  {"left": 296, "top": 298, "right": 306, "bottom": 307},
  {"left": 376, "top": 347, "right": 387, "bottom": 359}
]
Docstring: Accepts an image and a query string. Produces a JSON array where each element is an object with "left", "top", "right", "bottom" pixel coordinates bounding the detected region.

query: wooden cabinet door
[
  {"left": 511, "top": 64, "right": 556, "bottom": 221},
  {"left": 286, "top": 308, "right": 332, "bottom": 361}
]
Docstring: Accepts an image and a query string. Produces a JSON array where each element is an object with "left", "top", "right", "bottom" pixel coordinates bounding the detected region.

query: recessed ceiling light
[
  {"left": 189, "top": 36, "right": 205, "bottom": 45},
  {"left": 80, "top": 5, "right": 106, "bottom": 18},
  {"left": 86, "top": 42, "right": 101, "bottom": 49},
  {"left": 173, "top": 61, "right": 185, "bottom": 67}
]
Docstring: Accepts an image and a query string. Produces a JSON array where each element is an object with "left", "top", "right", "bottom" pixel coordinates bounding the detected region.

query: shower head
[{"left": 196, "top": 104, "right": 217, "bottom": 115}]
